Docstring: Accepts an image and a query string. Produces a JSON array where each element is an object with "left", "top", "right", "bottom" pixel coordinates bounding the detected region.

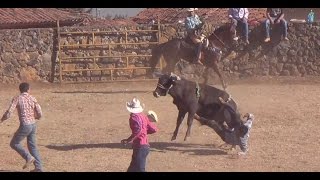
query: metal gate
[{"left": 56, "top": 20, "right": 163, "bottom": 83}]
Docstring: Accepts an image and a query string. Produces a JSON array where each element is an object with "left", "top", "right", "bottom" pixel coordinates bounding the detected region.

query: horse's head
[{"left": 153, "top": 72, "right": 181, "bottom": 98}]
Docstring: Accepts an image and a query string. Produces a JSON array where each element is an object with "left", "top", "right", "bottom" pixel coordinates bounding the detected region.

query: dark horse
[{"left": 149, "top": 34, "right": 228, "bottom": 90}]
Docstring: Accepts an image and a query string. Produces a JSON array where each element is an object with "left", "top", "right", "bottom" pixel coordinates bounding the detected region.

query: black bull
[{"left": 153, "top": 73, "right": 245, "bottom": 141}]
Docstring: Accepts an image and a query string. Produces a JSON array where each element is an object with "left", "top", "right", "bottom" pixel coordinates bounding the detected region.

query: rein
[{"left": 211, "top": 32, "right": 229, "bottom": 49}]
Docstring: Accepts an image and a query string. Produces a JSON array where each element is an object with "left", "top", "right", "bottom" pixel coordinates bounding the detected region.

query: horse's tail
[{"left": 149, "top": 43, "right": 165, "bottom": 73}]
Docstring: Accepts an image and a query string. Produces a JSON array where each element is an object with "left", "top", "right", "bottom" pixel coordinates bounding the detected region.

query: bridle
[{"left": 157, "top": 82, "right": 173, "bottom": 95}]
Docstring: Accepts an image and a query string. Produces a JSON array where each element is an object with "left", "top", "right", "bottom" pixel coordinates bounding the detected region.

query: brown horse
[{"left": 149, "top": 33, "right": 228, "bottom": 90}]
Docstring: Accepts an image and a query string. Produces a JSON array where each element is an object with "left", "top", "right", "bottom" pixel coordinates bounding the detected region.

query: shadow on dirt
[
  {"left": 52, "top": 90, "right": 151, "bottom": 94},
  {"left": 46, "top": 142, "right": 227, "bottom": 156},
  {"left": 0, "top": 170, "right": 21, "bottom": 172}
]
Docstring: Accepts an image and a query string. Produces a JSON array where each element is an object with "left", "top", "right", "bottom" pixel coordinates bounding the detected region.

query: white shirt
[{"left": 228, "top": 8, "right": 249, "bottom": 20}]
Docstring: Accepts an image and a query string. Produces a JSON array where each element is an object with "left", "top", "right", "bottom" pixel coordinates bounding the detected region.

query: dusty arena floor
[{"left": 0, "top": 77, "right": 320, "bottom": 172}]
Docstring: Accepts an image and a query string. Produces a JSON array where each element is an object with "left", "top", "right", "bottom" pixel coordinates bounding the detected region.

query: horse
[{"left": 149, "top": 32, "right": 228, "bottom": 91}]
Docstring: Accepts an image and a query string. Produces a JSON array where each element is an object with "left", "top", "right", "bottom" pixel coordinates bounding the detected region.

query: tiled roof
[
  {"left": 132, "top": 8, "right": 267, "bottom": 26},
  {"left": 0, "top": 8, "right": 92, "bottom": 29}
]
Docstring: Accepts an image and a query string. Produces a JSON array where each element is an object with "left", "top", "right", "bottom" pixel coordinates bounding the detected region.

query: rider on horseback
[{"left": 185, "top": 8, "right": 204, "bottom": 65}]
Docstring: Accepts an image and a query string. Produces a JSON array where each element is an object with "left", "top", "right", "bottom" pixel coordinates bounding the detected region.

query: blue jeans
[
  {"left": 231, "top": 18, "right": 249, "bottom": 41},
  {"left": 10, "top": 123, "right": 43, "bottom": 170},
  {"left": 127, "top": 145, "right": 150, "bottom": 172},
  {"left": 264, "top": 18, "right": 288, "bottom": 38}
]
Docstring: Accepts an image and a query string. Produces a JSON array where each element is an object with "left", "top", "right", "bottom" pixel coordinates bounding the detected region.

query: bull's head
[{"left": 153, "top": 72, "right": 181, "bottom": 98}]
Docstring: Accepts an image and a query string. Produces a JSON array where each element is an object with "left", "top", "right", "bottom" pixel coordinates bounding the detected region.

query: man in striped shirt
[
  {"left": 1, "top": 82, "right": 43, "bottom": 172},
  {"left": 197, "top": 112, "right": 254, "bottom": 156},
  {"left": 195, "top": 96, "right": 254, "bottom": 156}
]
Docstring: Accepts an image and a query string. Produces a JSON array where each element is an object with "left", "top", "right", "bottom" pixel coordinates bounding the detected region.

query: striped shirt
[
  {"left": 127, "top": 112, "right": 158, "bottom": 148},
  {"left": 2, "top": 92, "right": 42, "bottom": 125},
  {"left": 239, "top": 118, "right": 253, "bottom": 152},
  {"left": 225, "top": 116, "right": 253, "bottom": 152}
]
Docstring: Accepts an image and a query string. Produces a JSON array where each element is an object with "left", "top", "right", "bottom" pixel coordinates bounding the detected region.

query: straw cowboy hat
[
  {"left": 187, "top": 8, "right": 198, "bottom": 12},
  {"left": 126, "top": 98, "right": 144, "bottom": 113},
  {"left": 147, "top": 110, "right": 158, "bottom": 122}
]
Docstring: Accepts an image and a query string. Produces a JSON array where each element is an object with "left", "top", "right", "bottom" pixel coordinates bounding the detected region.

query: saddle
[{"left": 183, "top": 35, "right": 221, "bottom": 60}]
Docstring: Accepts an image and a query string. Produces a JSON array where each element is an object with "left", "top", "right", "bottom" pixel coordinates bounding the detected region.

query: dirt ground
[{"left": 0, "top": 76, "right": 320, "bottom": 172}]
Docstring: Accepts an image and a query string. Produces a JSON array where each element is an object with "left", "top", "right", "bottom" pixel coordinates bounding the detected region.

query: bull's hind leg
[{"left": 172, "top": 111, "right": 187, "bottom": 141}]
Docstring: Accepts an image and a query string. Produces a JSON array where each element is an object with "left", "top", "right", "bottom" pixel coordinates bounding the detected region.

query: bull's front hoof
[
  {"left": 171, "top": 136, "right": 177, "bottom": 141},
  {"left": 183, "top": 136, "right": 189, "bottom": 141}
]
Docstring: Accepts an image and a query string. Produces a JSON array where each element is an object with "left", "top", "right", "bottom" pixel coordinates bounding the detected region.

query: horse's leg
[
  {"left": 162, "top": 54, "right": 178, "bottom": 74},
  {"left": 212, "top": 61, "right": 227, "bottom": 90},
  {"left": 203, "top": 67, "right": 210, "bottom": 85},
  {"left": 168, "top": 58, "right": 177, "bottom": 74},
  {"left": 172, "top": 110, "right": 187, "bottom": 141}
]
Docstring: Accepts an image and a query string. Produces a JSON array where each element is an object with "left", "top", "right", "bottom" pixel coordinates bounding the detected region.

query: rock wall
[
  {"left": 220, "top": 22, "right": 320, "bottom": 78},
  {"left": 0, "top": 22, "right": 319, "bottom": 83},
  {"left": 0, "top": 28, "right": 54, "bottom": 83}
]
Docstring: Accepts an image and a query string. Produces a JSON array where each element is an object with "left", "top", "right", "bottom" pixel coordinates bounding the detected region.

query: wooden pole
[
  {"left": 57, "top": 20, "right": 62, "bottom": 83},
  {"left": 157, "top": 16, "right": 163, "bottom": 70}
]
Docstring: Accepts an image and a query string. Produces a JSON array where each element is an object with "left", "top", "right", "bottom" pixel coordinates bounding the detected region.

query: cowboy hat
[
  {"left": 147, "top": 110, "right": 158, "bottom": 122},
  {"left": 126, "top": 98, "right": 144, "bottom": 113}
]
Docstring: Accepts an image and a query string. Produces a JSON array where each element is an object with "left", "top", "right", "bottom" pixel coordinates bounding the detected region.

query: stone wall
[
  {"left": 0, "top": 28, "right": 54, "bottom": 83},
  {"left": 0, "top": 25, "right": 161, "bottom": 83},
  {"left": 0, "top": 22, "right": 319, "bottom": 83},
  {"left": 219, "top": 22, "right": 320, "bottom": 78}
]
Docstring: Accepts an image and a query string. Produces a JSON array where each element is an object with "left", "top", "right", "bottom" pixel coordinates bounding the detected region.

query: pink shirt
[{"left": 127, "top": 112, "right": 158, "bottom": 148}]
